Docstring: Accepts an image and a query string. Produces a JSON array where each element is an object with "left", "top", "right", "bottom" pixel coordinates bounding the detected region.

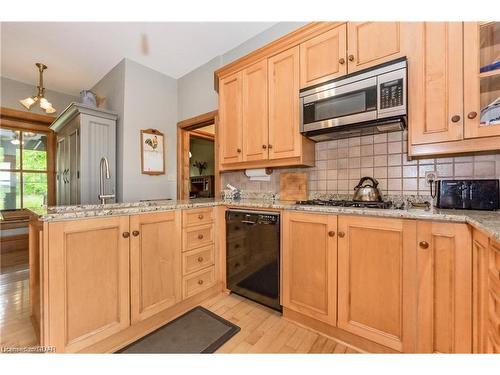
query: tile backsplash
[{"left": 221, "top": 130, "right": 500, "bottom": 198}]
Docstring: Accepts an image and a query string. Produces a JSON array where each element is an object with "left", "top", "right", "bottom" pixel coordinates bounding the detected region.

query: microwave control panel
[{"left": 380, "top": 78, "right": 403, "bottom": 109}]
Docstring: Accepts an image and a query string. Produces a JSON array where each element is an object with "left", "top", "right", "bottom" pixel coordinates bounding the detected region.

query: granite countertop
[{"left": 28, "top": 198, "right": 500, "bottom": 241}]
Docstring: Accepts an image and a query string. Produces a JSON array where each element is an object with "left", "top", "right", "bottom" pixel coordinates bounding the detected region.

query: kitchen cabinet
[
  {"left": 416, "top": 221, "right": 472, "bottom": 353},
  {"left": 299, "top": 24, "right": 347, "bottom": 88},
  {"left": 51, "top": 103, "right": 117, "bottom": 205},
  {"left": 130, "top": 211, "right": 182, "bottom": 324},
  {"left": 347, "top": 22, "right": 404, "bottom": 73},
  {"left": 282, "top": 211, "right": 337, "bottom": 325},
  {"left": 472, "top": 229, "right": 490, "bottom": 353},
  {"left": 487, "top": 238, "right": 500, "bottom": 353},
  {"left": 46, "top": 216, "right": 131, "bottom": 352},
  {"left": 409, "top": 22, "right": 500, "bottom": 156},
  {"left": 219, "top": 72, "right": 243, "bottom": 164},
  {"left": 337, "top": 216, "right": 417, "bottom": 352}
]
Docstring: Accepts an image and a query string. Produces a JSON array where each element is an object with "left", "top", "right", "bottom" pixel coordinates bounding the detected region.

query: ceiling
[{"left": 0, "top": 22, "right": 276, "bottom": 95}]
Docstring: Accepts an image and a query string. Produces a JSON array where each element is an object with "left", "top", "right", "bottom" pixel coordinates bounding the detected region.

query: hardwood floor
[{"left": 0, "top": 266, "right": 359, "bottom": 353}]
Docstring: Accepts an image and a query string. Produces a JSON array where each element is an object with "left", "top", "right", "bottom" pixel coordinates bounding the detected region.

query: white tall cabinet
[{"left": 50, "top": 103, "right": 117, "bottom": 205}]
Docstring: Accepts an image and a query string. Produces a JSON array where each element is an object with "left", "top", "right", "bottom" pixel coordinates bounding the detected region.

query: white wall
[{"left": 0, "top": 76, "right": 78, "bottom": 115}]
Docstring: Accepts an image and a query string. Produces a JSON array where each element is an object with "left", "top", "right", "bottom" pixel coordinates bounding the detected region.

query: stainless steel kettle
[{"left": 352, "top": 176, "right": 383, "bottom": 202}]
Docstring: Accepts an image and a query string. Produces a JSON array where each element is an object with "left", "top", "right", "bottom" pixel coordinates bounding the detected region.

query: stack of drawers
[{"left": 181, "top": 207, "right": 216, "bottom": 299}]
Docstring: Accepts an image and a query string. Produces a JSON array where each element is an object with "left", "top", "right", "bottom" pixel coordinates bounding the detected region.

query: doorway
[{"left": 177, "top": 110, "right": 219, "bottom": 200}]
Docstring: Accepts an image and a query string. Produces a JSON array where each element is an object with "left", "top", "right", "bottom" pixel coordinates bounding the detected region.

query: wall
[
  {"left": 0, "top": 76, "right": 78, "bottom": 115},
  {"left": 221, "top": 130, "right": 500, "bottom": 198},
  {"left": 91, "top": 60, "right": 126, "bottom": 200},
  {"left": 189, "top": 137, "right": 215, "bottom": 176},
  {"left": 176, "top": 22, "right": 307, "bottom": 122}
]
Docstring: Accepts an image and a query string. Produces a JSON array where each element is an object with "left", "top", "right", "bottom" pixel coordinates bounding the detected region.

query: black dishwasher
[{"left": 226, "top": 210, "right": 281, "bottom": 311}]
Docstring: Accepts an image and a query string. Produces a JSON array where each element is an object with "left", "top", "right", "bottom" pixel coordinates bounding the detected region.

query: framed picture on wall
[{"left": 141, "top": 128, "right": 165, "bottom": 175}]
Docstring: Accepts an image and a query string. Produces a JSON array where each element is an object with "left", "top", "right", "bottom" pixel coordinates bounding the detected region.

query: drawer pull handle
[
  {"left": 451, "top": 115, "right": 461, "bottom": 123},
  {"left": 132, "top": 230, "right": 140, "bottom": 237},
  {"left": 338, "top": 231, "right": 345, "bottom": 238},
  {"left": 122, "top": 232, "right": 130, "bottom": 238},
  {"left": 467, "top": 111, "right": 477, "bottom": 119},
  {"left": 198, "top": 279, "right": 204, "bottom": 285},
  {"left": 198, "top": 214, "right": 204, "bottom": 220},
  {"left": 419, "top": 241, "right": 429, "bottom": 249},
  {"left": 348, "top": 54, "right": 355, "bottom": 62},
  {"left": 328, "top": 231, "right": 335, "bottom": 237},
  {"left": 197, "top": 256, "right": 204, "bottom": 262},
  {"left": 198, "top": 234, "right": 204, "bottom": 240}
]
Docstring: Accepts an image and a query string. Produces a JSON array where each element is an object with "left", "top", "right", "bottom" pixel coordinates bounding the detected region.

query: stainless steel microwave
[{"left": 300, "top": 58, "right": 407, "bottom": 141}]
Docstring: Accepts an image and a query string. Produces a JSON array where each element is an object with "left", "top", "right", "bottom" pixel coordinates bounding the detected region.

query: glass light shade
[
  {"left": 39, "top": 98, "right": 49, "bottom": 109},
  {"left": 44, "top": 104, "right": 56, "bottom": 114},
  {"left": 19, "top": 96, "right": 38, "bottom": 109}
]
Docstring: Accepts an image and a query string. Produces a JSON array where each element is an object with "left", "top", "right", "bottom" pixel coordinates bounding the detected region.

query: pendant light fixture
[{"left": 19, "top": 63, "right": 56, "bottom": 114}]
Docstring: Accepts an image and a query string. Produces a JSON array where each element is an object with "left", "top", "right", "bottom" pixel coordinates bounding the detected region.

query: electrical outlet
[{"left": 425, "top": 171, "right": 437, "bottom": 185}]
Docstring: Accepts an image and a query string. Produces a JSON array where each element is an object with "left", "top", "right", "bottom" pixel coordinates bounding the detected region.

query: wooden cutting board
[{"left": 280, "top": 172, "right": 308, "bottom": 201}]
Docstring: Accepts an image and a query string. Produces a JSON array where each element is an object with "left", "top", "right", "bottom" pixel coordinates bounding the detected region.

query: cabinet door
[
  {"left": 416, "top": 221, "right": 472, "bottom": 353},
  {"left": 130, "top": 211, "right": 182, "bottom": 323},
  {"left": 472, "top": 229, "right": 489, "bottom": 353},
  {"left": 219, "top": 72, "right": 243, "bottom": 164},
  {"left": 409, "top": 22, "right": 464, "bottom": 145},
  {"left": 337, "top": 216, "right": 417, "bottom": 352},
  {"left": 68, "top": 128, "right": 80, "bottom": 205},
  {"left": 464, "top": 22, "right": 500, "bottom": 139},
  {"left": 282, "top": 211, "right": 337, "bottom": 325},
  {"left": 242, "top": 60, "right": 268, "bottom": 162},
  {"left": 56, "top": 137, "right": 66, "bottom": 205},
  {"left": 47, "top": 216, "right": 130, "bottom": 352},
  {"left": 268, "top": 46, "right": 301, "bottom": 160},
  {"left": 487, "top": 239, "right": 500, "bottom": 353},
  {"left": 347, "top": 22, "right": 404, "bottom": 73},
  {"left": 299, "top": 24, "right": 347, "bottom": 88}
]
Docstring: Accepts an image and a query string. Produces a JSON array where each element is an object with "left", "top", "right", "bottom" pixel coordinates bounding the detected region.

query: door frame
[
  {"left": 0, "top": 107, "right": 56, "bottom": 206},
  {"left": 176, "top": 110, "right": 219, "bottom": 200}
]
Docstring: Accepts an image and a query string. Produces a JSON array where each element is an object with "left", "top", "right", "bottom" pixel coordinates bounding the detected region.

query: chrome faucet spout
[{"left": 98, "top": 157, "right": 114, "bottom": 204}]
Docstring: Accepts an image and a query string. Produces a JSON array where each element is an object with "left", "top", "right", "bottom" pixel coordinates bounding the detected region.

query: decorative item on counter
[
  {"left": 192, "top": 160, "right": 207, "bottom": 176},
  {"left": 245, "top": 168, "right": 272, "bottom": 181},
  {"left": 79, "top": 90, "right": 97, "bottom": 107},
  {"left": 141, "top": 128, "right": 165, "bottom": 175}
]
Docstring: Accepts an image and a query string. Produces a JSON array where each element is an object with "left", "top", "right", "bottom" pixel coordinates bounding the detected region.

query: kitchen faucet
[{"left": 98, "top": 157, "right": 115, "bottom": 204}]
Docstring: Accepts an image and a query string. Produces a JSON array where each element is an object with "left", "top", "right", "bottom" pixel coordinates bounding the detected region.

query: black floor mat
[
  {"left": 236, "top": 262, "right": 279, "bottom": 299},
  {"left": 118, "top": 306, "right": 240, "bottom": 353}
]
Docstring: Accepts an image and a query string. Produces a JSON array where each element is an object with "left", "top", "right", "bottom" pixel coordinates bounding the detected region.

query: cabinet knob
[
  {"left": 328, "top": 231, "right": 336, "bottom": 237},
  {"left": 122, "top": 232, "right": 130, "bottom": 238},
  {"left": 198, "top": 279, "right": 204, "bottom": 285},
  {"left": 268, "top": 144, "right": 273, "bottom": 149},
  {"left": 198, "top": 234, "right": 204, "bottom": 240},
  {"left": 132, "top": 230, "right": 140, "bottom": 237},
  {"left": 419, "top": 241, "right": 429, "bottom": 249},
  {"left": 339, "top": 57, "right": 345, "bottom": 65},
  {"left": 262, "top": 144, "right": 267, "bottom": 149},
  {"left": 338, "top": 231, "right": 345, "bottom": 238},
  {"left": 198, "top": 214, "right": 204, "bottom": 220},
  {"left": 467, "top": 111, "right": 477, "bottom": 119},
  {"left": 197, "top": 256, "right": 204, "bottom": 262},
  {"left": 237, "top": 148, "right": 241, "bottom": 153},
  {"left": 348, "top": 54, "right": 355, "bottom": 62},
  {"left": 451, "top": 115, "right": 461, "bottom": 123}
]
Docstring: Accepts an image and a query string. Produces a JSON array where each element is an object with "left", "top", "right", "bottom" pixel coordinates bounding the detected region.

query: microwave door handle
[{"left": 303, "top": 76, "right": 377, "bottom": 105}]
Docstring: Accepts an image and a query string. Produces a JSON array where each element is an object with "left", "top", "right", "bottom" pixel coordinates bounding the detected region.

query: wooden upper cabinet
[
  {"left": 46, "top": 216, "right": 130, "bottom": 352},
  {"left": 347, "top": 22, "right": 404, "bottom": 73},
  {"left": 282, "top": 211, "right": 337, "bottom": 325},
  {"left": 299, "top": 24, "right": 347, "bottom": 88},
  {"left": 130, "top": 211, "right": 182, "bottom": 324},
  {"left": 242, "top": 60, "right": 269, "bottom": 162},
  {"left": 268, "top": 46, "right": 301, "bottom": 160},
  {"left": 337, "top": 216, "right": 417, "bottom": 352},
  {"left": 416, "top": 221, "right": 472, "bottom": 353},
  {"left": 464, "top": 22, "right": 500, "bottom": 139},
  {"left": 219, "top": 72, "right": 243, "bottom": 164},
  {"left": 409, "top": 22, "right": 464, "bottom": 145}
]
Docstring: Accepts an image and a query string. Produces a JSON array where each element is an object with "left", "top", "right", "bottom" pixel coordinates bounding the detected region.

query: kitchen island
[{"left": 28, "top": 198, "right": 500, "bottom": 353}]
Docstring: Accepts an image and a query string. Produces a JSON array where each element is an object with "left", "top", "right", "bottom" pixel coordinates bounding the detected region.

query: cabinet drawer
[
  {"left": 182, "top": 208, "right": 214, "bottom": 228},
  {"left": 183, "top": 266, "right": 216, "bottom": 299},
  {"left": 182, "top": 245, "right": 214, "bottom": 276},
  {"left": 182, "top": 224, "right": 214, "bottom": 251}
]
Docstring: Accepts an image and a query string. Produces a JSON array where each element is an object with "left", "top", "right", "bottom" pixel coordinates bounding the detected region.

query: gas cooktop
[{"left": 295, "top": 199, "right": 394, "bottom": 209}]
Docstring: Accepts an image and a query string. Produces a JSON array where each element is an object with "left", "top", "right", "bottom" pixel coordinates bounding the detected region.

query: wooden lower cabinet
[
  {"left": 472, "top": 229, "right": 490, "bottom": 353},
  {"left": 281, "top": 211, "right": 337, "bottom": 325},
  {"left": 46, "top": 216, "right": 131, "bottom": 353},
  {"left": 416, "top": 221, "right": 472, "bottom": 353},
  {"left": 487, "top": 238, "right": 500, "bottom": 353},
  {"left": 130, "top": 211, "right": 182, "bottom": 324},
  {"left": 337, "top": 216, "right": 417, "bottom": 352}
]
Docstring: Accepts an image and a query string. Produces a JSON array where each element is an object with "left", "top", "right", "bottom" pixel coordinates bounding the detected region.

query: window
[{"left": 0, "top": 128, "right": 48, "bottom": 209}]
